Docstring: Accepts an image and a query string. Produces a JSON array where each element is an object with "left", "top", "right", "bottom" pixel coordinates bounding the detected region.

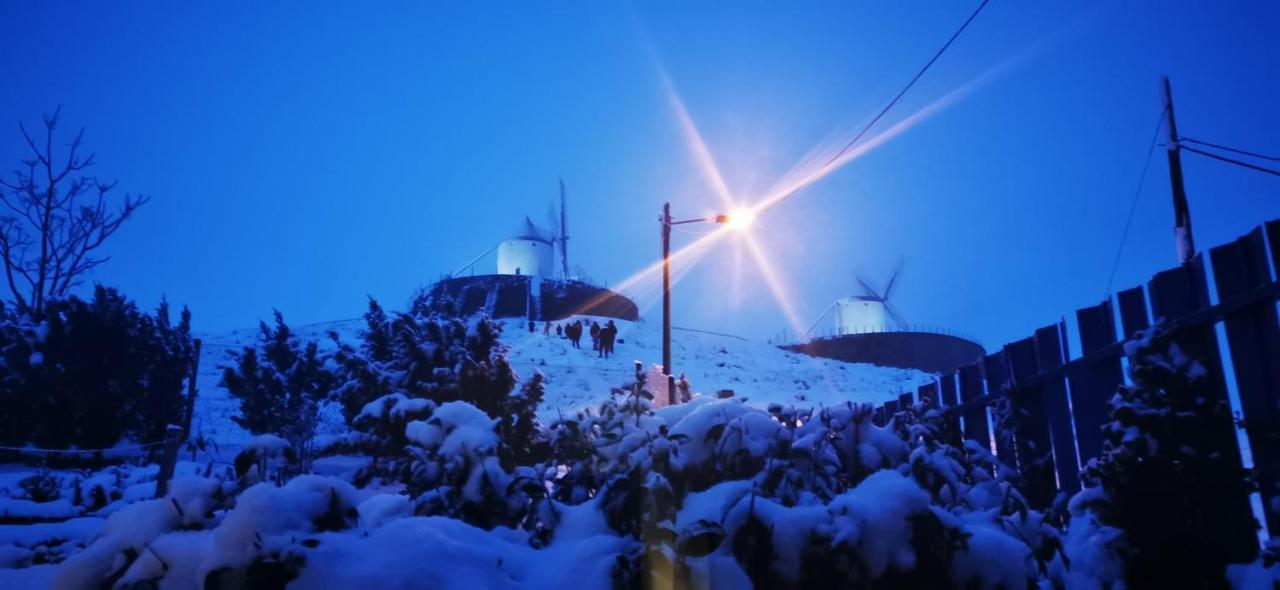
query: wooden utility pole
[
  {"left": 662, "top": 203, "right": 673, "bottom": 378},
  {"left": 1163, "top": 76, "right": 1196, "bottom": 264}
]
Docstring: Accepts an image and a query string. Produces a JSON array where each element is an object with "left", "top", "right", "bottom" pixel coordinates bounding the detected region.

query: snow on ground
[
  {"left": 497, "top": 316, "right": 932, "bottom": 416},
  {"left": 190, "top": 315, "right": 932, "bottom": 448}
]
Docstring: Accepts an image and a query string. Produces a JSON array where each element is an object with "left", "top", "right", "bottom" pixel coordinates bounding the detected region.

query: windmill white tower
[
  {"left": 496, "top": 217, "right": 555, "bottom": 276},
  {"left": 835, "top": 263, "right": 905, "bottom": 334}
]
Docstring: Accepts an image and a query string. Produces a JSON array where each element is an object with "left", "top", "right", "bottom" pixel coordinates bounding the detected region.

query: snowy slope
[
  {"left": 497, "top": 316, "right": 931, "bottom": 415},
  {"left": 191, "top": 316, "right": 932, "bottom": 447}
]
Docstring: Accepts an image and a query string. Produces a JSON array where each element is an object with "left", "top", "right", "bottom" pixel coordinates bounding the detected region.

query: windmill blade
[
  {"left": 546, "top": 204, "right": 561, "bottom": 239},
  {"left": 855, "top": 275, "right": 883, "bottom": 300},
  {"left": 883, "top": 260, "right": 904, "bottom": 300},
  {"left": 559, "top": 178, "right": 569, "bottom": 279},
  {"left": 883, "top": 301, "right": 907, "bottom": 329}
]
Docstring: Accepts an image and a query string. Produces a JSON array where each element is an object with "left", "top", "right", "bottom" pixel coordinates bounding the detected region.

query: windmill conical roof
[{"left": 512, "top": 216, "right": 554, "bottom": 243}]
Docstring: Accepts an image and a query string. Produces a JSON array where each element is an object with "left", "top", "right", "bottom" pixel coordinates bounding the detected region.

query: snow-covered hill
[{"left": 191, "top": 315, "right": 932, "bottom": 447}]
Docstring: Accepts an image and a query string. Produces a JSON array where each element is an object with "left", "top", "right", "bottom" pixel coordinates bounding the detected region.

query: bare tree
[{"left": 0, "top": 107, "right": 148, "bottom": 314}]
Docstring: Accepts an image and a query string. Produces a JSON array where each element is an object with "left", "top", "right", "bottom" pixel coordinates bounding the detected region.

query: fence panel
[
  {"left": 983, "top": 352, "right": 1018, "bottom": 468},
  {"left": 1211, "top": 226, "right": 1280, "bottom": 535},
  {"left": 936, "top": 374, "right": 962, "bottom": 447},
  {"left": 1148, "top": 255, "right": 1258, "bottom": 561},
  {"left": 1067, "top": 299, "right": 1124, "bottom": 464},
  {"left": 1266, "top": 219, "right": 1280, "bottom": 269},
  {"left": 899, "top": 392, "right": 914, "bottom": 411},
  {"left": 873, "top": 406, "right": 887, "bottom": 427},
  {"left": 1117, "top": 286, "right": 1150, "bottom": 338},
  {"left": 1006, "top": 338, "right": 1057, "bottom": 508},
  {"left": 918, "top": 382, "right": 938, "bottom": 407},
  {"left": 959, "top": 363, "right": 991, "bottom": 456},
  {"left": 1034, "top": 324, "right": 1081, "bottom": 494},
  {"left": 884, "top": 399, "right": 900, "bottom": 421}
]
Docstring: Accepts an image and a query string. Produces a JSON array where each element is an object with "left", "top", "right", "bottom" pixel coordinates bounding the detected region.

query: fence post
[
  {"left": 983, "top": 352, "right": 1018, "bottom": 469},
  {"left": 181, "top": 339, "right": 202, "bottom": 442},
  {"left": 153, "top": 425, "right": 183, "bottom": 498},
  {"left": 958, "top": 363, "right": 991, "bottom": 472},
  {"left": 1034, "top": 324, "right": 1080, "bottom": 495}
]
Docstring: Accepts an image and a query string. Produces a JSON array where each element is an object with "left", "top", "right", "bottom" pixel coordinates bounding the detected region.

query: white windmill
[
  {"left": 835, "top": 263, "right": 905, "bottom": 335},
  {"left": 493, "top": 180, "right": 572, "bottom": 278}
]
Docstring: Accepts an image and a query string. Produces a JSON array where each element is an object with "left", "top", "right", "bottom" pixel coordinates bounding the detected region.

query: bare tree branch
[{"left": 0, "top": 108, "right": 147, "bottom": 314}]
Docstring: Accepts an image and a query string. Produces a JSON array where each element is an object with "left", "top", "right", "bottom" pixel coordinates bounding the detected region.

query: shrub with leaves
[
  {"left": 222, "top": 311, "right": 335, "bottom": 455},
  {"left": 0, "top": 285, "right": 194, "bottom": 449},
  {"left": 326, "top": 298, "right": 542, "bottom": 476},
  {"left": 1072, "top": 322, "right": 1255, "bottom": 588}
]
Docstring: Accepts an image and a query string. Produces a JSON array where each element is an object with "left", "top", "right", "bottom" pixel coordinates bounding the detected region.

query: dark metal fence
[{"left": 869, "top": 219, "right": 1280, "bottom": 560}]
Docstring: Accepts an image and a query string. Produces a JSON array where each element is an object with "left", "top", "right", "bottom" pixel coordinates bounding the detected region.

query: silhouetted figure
[
  {"left": 571, "top": 320, "right": 584, "bottom": 348},
  {"left": 590, "top": 321, "right": 601, "bottom": 351},
  {"left": 555, "top": 324, "right": 563, "bottom": 337},
  {"left": 600, "top": 320, "right": 618, "bottom": 358},
  {"left": 564, "top": 322, "right": 575, "bottom": 347},
  {"left": 543, "top": 321, "right": 552, "bottom": 336},
  {"left": 528, "top": 320, "right": 535, "bottom": 333}
]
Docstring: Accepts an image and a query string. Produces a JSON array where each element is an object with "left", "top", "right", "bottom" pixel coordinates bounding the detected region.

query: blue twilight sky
[{"left": 2, "top": 1, "right": 1278, "bottom": 354}]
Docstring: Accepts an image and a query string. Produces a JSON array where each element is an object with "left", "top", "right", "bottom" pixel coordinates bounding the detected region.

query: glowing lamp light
[{"left": 716, "top": 207, "right": 756, "bottom": 231}]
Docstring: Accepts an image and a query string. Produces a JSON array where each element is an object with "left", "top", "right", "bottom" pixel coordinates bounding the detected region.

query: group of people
[{"left": 541, "top": 318, "right": 619, "bottom": 358}]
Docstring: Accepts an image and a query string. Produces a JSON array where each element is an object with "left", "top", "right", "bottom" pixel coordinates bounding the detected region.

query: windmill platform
[{"left": 781, "top": 328, "right": 984, "bottom": 374}]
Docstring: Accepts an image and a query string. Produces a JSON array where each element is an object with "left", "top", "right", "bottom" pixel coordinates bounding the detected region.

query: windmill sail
[{"left": 559, "top": 179, "right": 569, "bottom": 279}]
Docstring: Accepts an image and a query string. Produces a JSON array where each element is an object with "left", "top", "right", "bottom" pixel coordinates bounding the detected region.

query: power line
[
  {"left": 1180, "top": 136, "right": 1279, "bottom": 162},
  {"left": 1103, "top": 109, "right": 1166, "bottom": 298},
  {"left": 823, "top": 0, "right": 993, "bottom": 168},
  {"left": 1181, "top": 145, "right": 1280, "bottom": 177}
]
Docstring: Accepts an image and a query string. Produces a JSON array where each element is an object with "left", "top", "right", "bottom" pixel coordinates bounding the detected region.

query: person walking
[
  {"left": 599, "top": 320, "right": 616, "bottom": 358},
  {"left": 590, "top": 322, "right": 601, "bottom": 352},
  {"left": 571, "top": 321, "right": 584, "bottom": 348}
]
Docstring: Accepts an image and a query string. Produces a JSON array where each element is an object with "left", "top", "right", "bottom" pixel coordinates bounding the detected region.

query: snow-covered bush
[
  {"left": 221, "top": 310, "right": 335, "bottom": 459},
  {"left": 1071, "top": 322, "right": 1256, "bottom": 588},
  {"left": 326, "top": 298, "right": 542, "bottom": 473},
  {"left": 0, "top": 286, "right": 195, "bottom": 450},
  {"left": 17, "top": 470, "right": 61, "bottom": 503}
]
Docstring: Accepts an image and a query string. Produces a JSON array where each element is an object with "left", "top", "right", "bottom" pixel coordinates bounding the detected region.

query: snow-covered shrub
[
  {"left": 1071, "top": 322, "right": 1256, "bottom": 588},
  {"left": 233, "top": 434, "right": 299, "bottom": 487},
  {"left": 532, "top": 388, "right": 1051, "bottom": 588},
  {"left": 49, "top": 475, "right": 228, "bottom": 588},
  {"left": 327, "top": 298, "right": 542, "bottom": 472},
  {"left": 17, "top": 470, "right": 61, "bottom": 503},
  {"left": 221, "top": 310, "right": 335, "bottom": 459},
  {"left": 0, "top": 286, "right": 195, "bottom": 450}
]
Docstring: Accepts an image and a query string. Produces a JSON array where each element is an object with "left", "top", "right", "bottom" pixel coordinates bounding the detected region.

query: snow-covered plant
[
  {"left": 17, "top": 469, "right": 60, "bottom": 502},
  {"left": 0, "top": 286, "right": 195, "bottom": 449},
  {"left": 221, "top": 310, "right": 335, "bottom": 460},
  {"left": 1072, "top": 322, "right": 1255, "bottom": 588},
  {"left": 332, "top": 392, "right": 436, "bottom": 485},
  {"left": 327, "top": 298, "right": 541, "bottom": 474},
  {"left": 404, "top": 401, "right": 532, "bottom": 531}
]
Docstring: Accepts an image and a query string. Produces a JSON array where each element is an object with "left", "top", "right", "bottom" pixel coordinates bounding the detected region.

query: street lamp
[{"left": 661, "top": 203, "right": 752, "bottom": 403}]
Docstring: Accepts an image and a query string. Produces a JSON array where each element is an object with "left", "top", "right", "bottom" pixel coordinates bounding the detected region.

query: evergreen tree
[
  {"left": 0, "top": 286, "right": 194, "bottom": 448},
  {"left": 222, "top": 311, "right": 333, "bottom": 451}
]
